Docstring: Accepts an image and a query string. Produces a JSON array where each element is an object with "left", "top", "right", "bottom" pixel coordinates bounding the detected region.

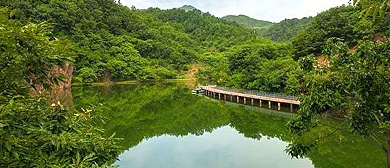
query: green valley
[{"left": 1, "top": 0, "right": 390, "bottom": 167}]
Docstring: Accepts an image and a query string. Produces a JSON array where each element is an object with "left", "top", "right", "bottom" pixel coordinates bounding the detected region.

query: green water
[{"left": 72, "top": 83, "right": 386, "bottom": 168}]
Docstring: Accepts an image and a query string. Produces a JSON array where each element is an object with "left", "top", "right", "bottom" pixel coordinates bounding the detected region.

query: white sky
[{"left": 121, "top": 0, "right": 351, "bottom": 22}]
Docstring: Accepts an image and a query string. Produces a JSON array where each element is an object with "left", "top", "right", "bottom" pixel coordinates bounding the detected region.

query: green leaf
[
  {"left": 372, "top": 6, "right": 379, "bottom": 22},
  {"left": 0, "top": 122, "right": 7, "bottom": 128},
  {"left": 5, "top": 142, "right": 12, "bottom": 151},
  {"left": 10, "top": 10, "right": 14, "bottom": 17},
  {"left": 13, "top": 151, "right": 19, "bottom": 160},
  {"left": 364, "top": 8, "right": 372, "bottom": 19}
]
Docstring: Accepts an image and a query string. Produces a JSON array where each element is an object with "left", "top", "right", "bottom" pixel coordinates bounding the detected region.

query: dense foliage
[
  {"left": 0, "top": 97, "right": 122, "bottom": 167},
  {"left": 0, "top": 8, "right": 72, "bottom": 101},
  {"left": 263, "top": 17, "right": 313, "bottom": 42},
  {"left": 198, "top": 38, "right": 304, "bottom": 94},
  {"left": 292, "top": 5, "right": 375, "bottom": 60},
  {"left": 222, "top": 15, "right": 274, "bottom": 34},
  {"left": 198, "top": 4, "right": 382, "bottom": 95},
  {"left": 288, "top": 38, "right": 390, "bottom": 165},
  {"left": 2, "top": 0, "right": 390, "bottom": 166},
  {"left": 287, "top": 1, "right": 390, "bottom": 167},
  {"left": 0, "top": 8, "right": 121, "bottom": 167},
  {"left": 2, "top": 0, "right": 265, "bottom": 83}
]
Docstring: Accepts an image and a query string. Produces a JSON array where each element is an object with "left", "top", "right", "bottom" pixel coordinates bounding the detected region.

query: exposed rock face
[
  {"left": 30, "top": 62, "right": 73, "bottom": 93},
  {"left": 29, "top": 62, "right": 74, "bottom": 106},
  {"left": 51, "top": 62, "right": 74, "bottom": 90},
  {"left": 49, "top": 62, "right": 74, "bottom": 107},
  {"left": 316, "top": 55, "right": 330, "bottom": 67}
]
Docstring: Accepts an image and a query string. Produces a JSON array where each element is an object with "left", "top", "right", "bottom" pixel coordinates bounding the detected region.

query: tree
[
  {"left": 0, "top": 8, "right": 122, "bottom": 167},
  {"left": 288, "top": 1, "right": 390, "bottom": 167},
  {"left": 0, "top": 8, "right": 73, "bottom": 100},
  {"left": 291, "top": 5, "right": 374, "bottom": 60},
  {"left": 353, "top": 0, "right": 389, "bottom": 21},
  {"left": 288, "top": 37, "right": 390, "bottom": 167}
]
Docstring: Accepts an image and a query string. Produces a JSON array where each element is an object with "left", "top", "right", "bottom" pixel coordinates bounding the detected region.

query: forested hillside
[
  {"left": 222, "top": 15, "right": 274, "bottom": 34},
  {"left": 263, "top": 17, "right": 313, "bottom": 42},
  {"left": 291, "top": 5, "right": 377, "bottom": 59},
  {"left": 3, "top": 1, "right": 385, "bottom": 95},
  {"left": 285, "top": 1, "right": 390, "bottom": 166},
  {"left": 2, "top": 0, "right": 270, "bottom": 83}
]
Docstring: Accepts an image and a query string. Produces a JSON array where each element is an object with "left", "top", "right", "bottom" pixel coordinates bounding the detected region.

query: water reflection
[
  {"left": 72, "top": 83, "right": 385, "bottom": 168},
  {"left": 116, "top": 126, "right": 312, "bottom": 168}
]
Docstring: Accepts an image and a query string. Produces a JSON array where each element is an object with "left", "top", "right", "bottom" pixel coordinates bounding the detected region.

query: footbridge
[{"left": 200, "top": 85, "right": 300, "bottom": 111}]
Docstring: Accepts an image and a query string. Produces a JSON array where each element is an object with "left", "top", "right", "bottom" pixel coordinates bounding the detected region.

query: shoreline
[{"left": 72, "top": 78, "right": 198, "bottom": 87}]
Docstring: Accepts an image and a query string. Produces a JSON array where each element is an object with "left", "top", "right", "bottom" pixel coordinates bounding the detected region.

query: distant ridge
[
  {"left": 179, "top": 5, "right": 198, "bottom": 12},
  {"left": 222, "top": 15, "right": 274, "bottom": 30}
]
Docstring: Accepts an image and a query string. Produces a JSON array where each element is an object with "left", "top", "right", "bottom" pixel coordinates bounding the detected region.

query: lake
[{"left": 71, "top": 83, "right": 385, "bottom": 168}]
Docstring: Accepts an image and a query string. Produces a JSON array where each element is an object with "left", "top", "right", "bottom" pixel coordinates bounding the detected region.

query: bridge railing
[{"left": 209, "top": 85, "right": 298, "bottom": 101}]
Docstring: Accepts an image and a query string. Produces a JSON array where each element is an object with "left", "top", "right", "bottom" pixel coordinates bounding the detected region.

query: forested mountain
[
  {"left": 2, "top": 1, "right": 386, "bottom": 94},
  {"left": 2, "top": 0, "right": 262, "bottom": 83},
  {"left": 262, "top": 17, "right": 313, "bottom": 42},
  {"left": 222, "top": 15, "right": 274, "bottom": 30},
  {"left": 3, "top": 0, "right": 382, "bottom": 94},
  {"left": 291, "top": 5, "right": 376, "bottom": 59}
]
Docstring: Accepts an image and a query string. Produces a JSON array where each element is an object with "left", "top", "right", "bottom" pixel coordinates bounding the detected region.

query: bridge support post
[
  {"left": 290, "top": 104, "right": 293, "bottom": 112},
  {"left": 230, "top": 95, "right": 233, "bottom": 101},
  {"left": 237, "top": 96, "right": 240, "bottom": 103},
  {"left": 259, "top": 100, "right": 262, "bottom": 107},
  {"left": 244, "top": 97, "right": 246, "bottom": 104},
  {"left": 268, "top": 101, "right": 271, "bottom": 109},
  {"left": 224, "top": 94, "right": 227, "bottom": 100},
  {"left": 251, "top": 98, "right": 254, "bottom": 105},
  {"left": 278, "top": 103, "right": 281, "bottom": 111},
  {"left": 219, "top": 93, "right": 221, "bottom": 100}
]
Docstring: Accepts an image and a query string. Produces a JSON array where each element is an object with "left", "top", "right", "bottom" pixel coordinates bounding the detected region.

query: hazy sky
[{"left": 121, "top": 0, "right": 350, "bottom": 22}]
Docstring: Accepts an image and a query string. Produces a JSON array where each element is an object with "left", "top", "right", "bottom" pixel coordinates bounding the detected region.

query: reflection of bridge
[{"left": 200, "top": 85, "right": 300, "bottom": 111}]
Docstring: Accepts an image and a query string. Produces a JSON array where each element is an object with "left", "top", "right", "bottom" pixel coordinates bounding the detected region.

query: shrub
[{"left": 0, "top": 96, "right": 122, "bottom": 167}]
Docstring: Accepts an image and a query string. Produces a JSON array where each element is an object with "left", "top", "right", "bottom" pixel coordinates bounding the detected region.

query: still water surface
[
  {"left": 72, "top": 83, "right": 385, "bottom": 168},
  {"left": 116, "top": 125, "right": 312, "bottom": 168}
]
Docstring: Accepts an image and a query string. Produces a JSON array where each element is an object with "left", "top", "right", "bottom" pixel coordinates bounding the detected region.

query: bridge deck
[{"left": 200, "top": 86, "right": 300, "bottom": 105}]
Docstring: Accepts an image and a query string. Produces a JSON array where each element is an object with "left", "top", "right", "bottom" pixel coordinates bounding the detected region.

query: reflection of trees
[
  {"left": 72, "top": 83, "right": 385, "bottom": 168},
  {"left": 72, "top": 83, "right": 230, "bottom": 149},
  {"left": 49, "top": 89, "right": 74, "bottom": 107},
  {"left": 229, "top": 108, "right": 292, "bottom": 141},
  {"left": 228, "top": 108, "right": 385, "bottom": 167}
]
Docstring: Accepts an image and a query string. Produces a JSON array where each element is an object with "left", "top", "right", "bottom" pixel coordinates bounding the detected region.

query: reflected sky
[{"left": 115, "top": 126, "right": 313, "bottom": 168}]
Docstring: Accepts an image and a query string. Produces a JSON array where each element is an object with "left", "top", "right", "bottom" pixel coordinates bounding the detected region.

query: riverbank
[{"left": 72, "top": 78, "right": 198, "bottom": 87}]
